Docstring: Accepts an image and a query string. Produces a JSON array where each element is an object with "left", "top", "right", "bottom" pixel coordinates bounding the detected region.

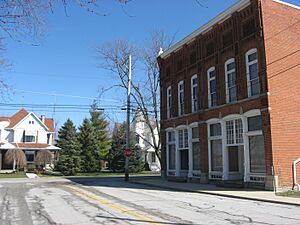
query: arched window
[
  {"left": 191, "top": 75, "right": 198, "bottom": 112},
  {"left": 246, "top": 48, "right": 260, "bottom": 97},
  {"left": 166, "top": 86, "right": 172, "bottom": 118},
  {"left": 225, "top": 58, "right": 237, "bottom": 103},
  {"left": 178, "top": 81, "right": 184, "bottom": 115},
  {"left": 207, "top": 67, "right": 217, "bottom": 107}
]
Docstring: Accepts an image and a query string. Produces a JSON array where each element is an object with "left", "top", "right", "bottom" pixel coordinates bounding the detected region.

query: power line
[
  {"left": 6, "top": 70, "right": 114, "bottom": 81},
  {"left": 14, "top": 89, "right": 121, "bottom": 103}
]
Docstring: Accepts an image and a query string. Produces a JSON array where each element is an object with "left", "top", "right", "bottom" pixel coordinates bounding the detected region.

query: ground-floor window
[
  {"left": 249, "top": 135, "right": 265, "bottom": 173},
  {"left": 151, "top": 152, "right": 156, "bottom": 163},
  {"left": 211, "top": 139, "right": 222, "bottom": 172},
  {"left": 167, "top": 130, "right": 176, "bottom": 170},
  {"left": 25, "top": 150, "right": 35, "bottom": 163},
  {"left": 191, "top": 126, "right": 200, "bottom": 171},
  {"left": 192, "top": 142, "right": 200, "bottom": 170},
  {"left": 168, "top": 144, "right": 175, "bottom": 170}
]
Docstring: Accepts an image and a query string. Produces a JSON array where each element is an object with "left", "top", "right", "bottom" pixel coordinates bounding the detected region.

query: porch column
[
  {"left": 175, "top": 130, "right": 180, "bottom": 176},
  {"left": 188, "top": 127, "right": 193, "bottom": 178},
  {"left": 221, "top": 120, "right": 228, "bottom": 180},
  {"left": 241, "top": 116, "right": 249, "bottom": 182}
]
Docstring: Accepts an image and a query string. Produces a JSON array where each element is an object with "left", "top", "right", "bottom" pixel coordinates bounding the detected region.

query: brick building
[{"left": 158, "top": 0, "right": 300, "bottom": 190}]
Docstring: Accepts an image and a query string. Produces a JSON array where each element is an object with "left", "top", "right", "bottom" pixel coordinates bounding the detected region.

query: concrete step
[
  {"left": 167, "top": 176, "right": 188, "bottom": 183},
  {"left": 216, "top": 180, "right": 244, "bottom": 189}
]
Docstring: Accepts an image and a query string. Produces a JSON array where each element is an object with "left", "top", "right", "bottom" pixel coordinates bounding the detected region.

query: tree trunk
[{"left": 13, "top": 159, "right": 16, "bottom": 172}]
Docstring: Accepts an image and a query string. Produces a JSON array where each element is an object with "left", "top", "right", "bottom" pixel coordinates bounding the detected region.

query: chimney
[{"left": 41, "top": 115, "right": 45, "bottom": 123}]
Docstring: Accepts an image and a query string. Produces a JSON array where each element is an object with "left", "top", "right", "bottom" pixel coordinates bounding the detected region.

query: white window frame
[
  {"left": 207, "top": 119, "right": 223, "bottom": 178},
  {"left": 189, "top": 123, "right": 200, "bottom": 177},
  {"left": 166, "top": 86, "right": 172, "bottom": 119},
  {"left": 224, "top": 118, "right": 244, "bottom": 146},
  {"left": 207, "top": 67, "right": 217, "bottom": 108},
  {"left": 25, "top": 135, "right": 36, "bottom": 143},
  {"left": 178, "top": 80, "right": 184, "bottom": 116},
  {"left": 178, "top": 128, "right": 188, "bottom": 150},
  {"left": 191, "top": 75, "right": 198, "bottom": 113},
  {"left": 225, "top": 58, "right": 237, "bottom": 103},
  {"left": 166, "top": 129, "right": 176, "bottom": 175},
  {"left": 244, "top": 110, "right": 265, "bottom": 177},
  {"left": 246, "top": 48, "right": 260, "bottom": 97}
]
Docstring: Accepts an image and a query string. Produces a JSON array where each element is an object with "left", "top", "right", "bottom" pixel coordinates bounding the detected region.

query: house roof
[
  {"left": 0, "top": 117, "right": 10, "bottom": 121},
  {"left": 44, "top": 118, "right": 55, "bottom": 133},
  {"left": 0, "top": 143, "right": 60, "bottom": 150},
  {"left": 6, "top": 109, "right": 29, "bottom": 128},
  {"left": 3, "top": 109, "right": 55, "bottom": 132},
  {"left": 12, "top": 143, "right": 60, "bottom": 150}
]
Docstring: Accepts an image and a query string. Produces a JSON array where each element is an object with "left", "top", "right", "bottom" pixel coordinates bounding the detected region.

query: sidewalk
[{"left": 130, "top": 176, "right": 300, "bottom": 206}]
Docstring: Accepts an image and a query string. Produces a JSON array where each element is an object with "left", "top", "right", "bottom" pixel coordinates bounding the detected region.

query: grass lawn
[
  {"left": 0, "top": 172, "right": 27, "bottom": 179},
  {"left": 276, "top": 191, "right": 300, "bottom": 198}
]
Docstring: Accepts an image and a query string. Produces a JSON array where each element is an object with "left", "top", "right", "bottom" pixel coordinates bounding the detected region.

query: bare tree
[
  {"left": 35, "top": 150, "right": 53, "bottom": 169},
  {"left": 97, "top": 30, "right": 174, "bottom": 165},
  {"left": 4, "top": 149, "right": 27, "bottom": 171}
]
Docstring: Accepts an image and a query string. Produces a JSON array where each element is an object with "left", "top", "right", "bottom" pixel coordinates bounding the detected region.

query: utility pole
[{"left": 125, "top": 54, "right": 131, "bottom": 181}]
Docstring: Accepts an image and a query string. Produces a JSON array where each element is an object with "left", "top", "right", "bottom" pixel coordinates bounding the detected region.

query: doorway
[
  {"left": 180, "top": 149, "right": 188, "bottom": 177},
  {"left": 227, "top": 145, "right": 244, "bottom": 180}
]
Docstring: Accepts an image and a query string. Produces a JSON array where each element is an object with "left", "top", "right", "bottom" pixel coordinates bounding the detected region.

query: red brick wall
[{"left": 261, "top": 0, "right": 300, "bottom": 187}]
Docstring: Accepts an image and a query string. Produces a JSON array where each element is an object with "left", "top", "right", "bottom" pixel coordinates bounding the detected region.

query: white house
[
  {"left": 132, "top": 112, "right": 161, "bottom": 171},
  {"left": 0, "top": 109, "right": 60, "bottom": 171}
]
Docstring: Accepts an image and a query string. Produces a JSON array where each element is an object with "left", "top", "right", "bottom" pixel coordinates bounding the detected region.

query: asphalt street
[{"left": 0, "top": 176, "right": 299, "bottom": 225}]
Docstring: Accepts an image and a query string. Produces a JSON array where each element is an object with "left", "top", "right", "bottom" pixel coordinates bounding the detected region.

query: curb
[{"left": 129, "top": 180, "right": 300, "bottom": 207}]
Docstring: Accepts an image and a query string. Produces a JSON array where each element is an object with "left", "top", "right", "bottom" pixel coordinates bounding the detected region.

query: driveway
[{"left": 0, "top": 176, "right": 299, "bottom": 225}]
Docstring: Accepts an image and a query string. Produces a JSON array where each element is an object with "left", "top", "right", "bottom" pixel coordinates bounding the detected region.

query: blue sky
[{"left": 2, "top": 0, "right": 299, "bottom": 128}]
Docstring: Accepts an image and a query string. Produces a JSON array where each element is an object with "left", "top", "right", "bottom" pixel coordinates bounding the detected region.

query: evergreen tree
[
  {"left": 108, "top": 122, "right": 144, "bottom": 173},
  {"left": 78, "top": 118, "right": 100, "bottom": 172},
  {"left": 90, "top": 101, "right": 111, "bottom": 169},
  {"left": 56, "top": 119, "right": 81, "bottom": 175},
  {"left": 108, "top": 123, "right": 126, "bottom": 172}
]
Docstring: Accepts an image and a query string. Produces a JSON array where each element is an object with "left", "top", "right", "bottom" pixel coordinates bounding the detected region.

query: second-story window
[
  {"left": 207, "top": 67, "right": 217, "bottom": 108},
  {"left": 178, "top": 81, "right": 184, "bottom": 116},
  {"left": 225, "top": 58, "right": 237, "bottom": 103},
  {"left": 191, "top": 75, "right": 198, "bottom": 113},
  {"left": 246, "top": 48, "right": 260, "bottom": 97},
  {"left": 167, "top": 86, "right": 172, "bottom": 119},
  {"left": 25, "top": 135, "right": 35, "bottom": 143}
]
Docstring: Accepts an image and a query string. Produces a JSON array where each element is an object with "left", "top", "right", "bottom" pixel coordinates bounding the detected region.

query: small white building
[
  {"left": 0, "top": 109, "right": 60, "bottom": 171},
  {"left": 131, "top": 112, "right": 161, "bottom": 171}
]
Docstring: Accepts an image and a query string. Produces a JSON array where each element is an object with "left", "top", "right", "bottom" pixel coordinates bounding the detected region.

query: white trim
[
  {"left": 206, "top": 109, "right": 265, "bottom": 181},
  {"left": 178, "top": 80, "right": 184, "bottom": 116},
  {"left": 167, "top": 86, "right": 172, "bottom": 119},
  {"left": 207, "top": 121, "right": 223, "bottom": 177},
  {"left": 223, "top": 114, "right": 241, "bottom": 121},
  {"left": 246, "top": 48, "right": 260, "bottom": 97},
  {"left": 165, "top": 127, "right": 175, "bottom": 132},
  {"left": 244, "top": 109, "right": 261, "bottom": 117},
  {"left": 189, "top": 122, "right": 198, "bottom": 127},
  {"left": 225, "top": 58, "right": 237, "bottom": 103},
  {"left": 189, "top": 124, "right": 200, "bottom": 177},
  {"left": 206, "top": 118, "right": 220, "bottom": 124},
  {"left": 191, "top": 74, "right": 198, "bottom": 113},
  {"left": 207, "top": 67, "right": 217, "bottom": 108},
  {"left": 272, "top": 0, "right": 300, "bottom": 10},
  {"left": 166, "top": 129, "right": 176, "bottom": 175},
  {"left": 159, "top": 0, "right": 251, "bottom": 59}
]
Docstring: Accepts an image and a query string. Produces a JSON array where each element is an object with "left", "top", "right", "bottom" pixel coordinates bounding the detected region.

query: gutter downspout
[{"left": 293, "top": 158, "right": 300, "bottom": 191}]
